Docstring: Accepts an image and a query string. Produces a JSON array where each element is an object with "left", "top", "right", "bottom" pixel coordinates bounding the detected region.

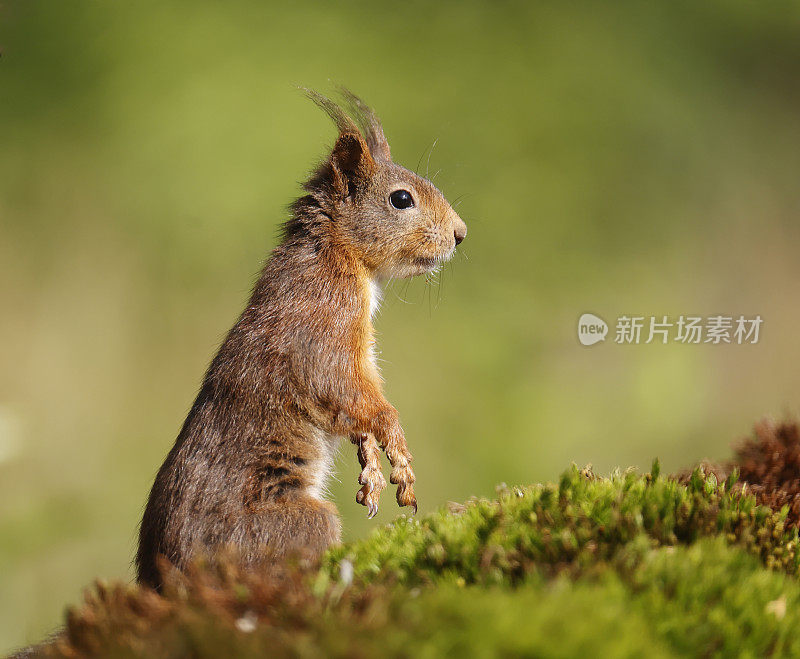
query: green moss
[
  {"left": 324, "top": 463, "right": 799, "bottom": 585},
  {"left": 49, "top": 465, "right": 800, "bottom": 658},
  {"left": 629, "top": 537, "right": 800, "bottom": 656}
]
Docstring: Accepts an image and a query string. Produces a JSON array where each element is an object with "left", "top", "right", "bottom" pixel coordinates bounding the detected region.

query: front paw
[
  {"left": 354, "top": 432, "right": 386, "bottom": 520},
  {"left": 390, "top": 463, "right": 417, "bottom": 513},
  {"left": 356, "top": 465, "right": 386, "bottom": 518},
  {"left": 395, "top": 480, "right": 417, "bottom": 513},
  {"left": 385, "top": 441, "right": 417, "bottom": 513}
]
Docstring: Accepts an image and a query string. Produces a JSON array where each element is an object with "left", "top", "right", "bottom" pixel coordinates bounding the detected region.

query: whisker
[
  {"left": 435, "top": 265, "right": 445, "bottom": 309},
  {"left": 401, "top": 278, "right": 413, "bottom": 302},
  {"left": 415, "top": 138, "right": 438, "bottom": 176},
  {"left": 426, "top": 276, "right": 433, "bottom": 316},
  {"left": 425, "top": 138, "right": 439, "bottom": 178},
  {"left": 415, "top": 149, "right": 425, "bottom": 175},
  {"left": 387, "top": 277, "right": 412, "bottom": 304}
]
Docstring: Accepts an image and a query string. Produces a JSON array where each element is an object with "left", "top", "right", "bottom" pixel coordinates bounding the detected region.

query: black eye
[{"left": 389, "top": 189, "right": 414, "bottom": 210}]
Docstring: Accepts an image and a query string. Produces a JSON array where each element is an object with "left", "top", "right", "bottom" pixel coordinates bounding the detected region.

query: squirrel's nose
[{"left": 454, "top": 221, "right": 467, "bottom": 246}]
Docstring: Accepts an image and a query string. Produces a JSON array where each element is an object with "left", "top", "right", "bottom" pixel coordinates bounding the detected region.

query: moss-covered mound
[{"left": 30, "top": 421, "right": 800, "bottom": 658}]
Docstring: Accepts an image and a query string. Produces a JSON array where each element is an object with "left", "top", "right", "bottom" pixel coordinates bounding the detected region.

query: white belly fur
[
  {"left": 366, "top": 279, "right": 383, "bottom": 373},
  {"left": 368, "top": 278, "right": 383, "bottom": 320},
  {"left": 306, "top": 427, "right": 341, "bottom": 501}
]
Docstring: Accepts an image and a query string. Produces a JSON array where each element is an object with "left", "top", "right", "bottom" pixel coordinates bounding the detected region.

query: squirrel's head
[{"left": 294, "top": 89, "right": 467, "bottom": 280}]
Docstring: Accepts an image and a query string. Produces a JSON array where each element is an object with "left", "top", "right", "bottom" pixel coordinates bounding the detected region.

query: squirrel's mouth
[
  {"left": 387, "top": 253, "right": 449, "bottom": 279},
  {"left": 395, "top": 247, "right": 454, "bottom": 278},
  {"left": 414, "top": 246, "right": 455, "bottom": 271},
  {"left": 414, "top": 256, "right": 439, "bottom": 270}
]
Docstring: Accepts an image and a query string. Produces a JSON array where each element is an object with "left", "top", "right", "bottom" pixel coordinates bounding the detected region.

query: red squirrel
[{"left": 136, "top": 90, "right": 467, "bottom": 588}]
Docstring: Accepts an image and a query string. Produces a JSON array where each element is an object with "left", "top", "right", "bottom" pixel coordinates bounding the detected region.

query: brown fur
[{"left": 136, "top": 90, "right": 467, "bottom": 588}]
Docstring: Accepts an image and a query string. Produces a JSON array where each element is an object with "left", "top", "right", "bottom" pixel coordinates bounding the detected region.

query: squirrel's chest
[{"left": 363, "top": 279, "right": 383, "bottom": 375}]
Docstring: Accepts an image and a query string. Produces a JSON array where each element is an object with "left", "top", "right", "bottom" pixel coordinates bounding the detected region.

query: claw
[
  {"left": 354, "top": 432, "right": 386, "bottom": 520},
  {"left": 396, "top": 482, "right": 417, "bottom": 513},
  {"left": 357, "top": 482, "right": 382, "bottom": 519}
]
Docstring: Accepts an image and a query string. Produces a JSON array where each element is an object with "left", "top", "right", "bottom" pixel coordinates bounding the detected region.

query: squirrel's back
[{"left": 137, "top": 236, "right": 367, "bottom": 586}]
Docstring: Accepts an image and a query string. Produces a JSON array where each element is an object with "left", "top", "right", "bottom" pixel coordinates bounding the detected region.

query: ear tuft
[
  {"left": 299, "top": 86, "right": 382, "bottom": 197},
  {"left": 338, "top": 87, "right": 392, "bottom": 162},
  {"left": 300, "top": 87, "right": 360, "bottom": 136}
]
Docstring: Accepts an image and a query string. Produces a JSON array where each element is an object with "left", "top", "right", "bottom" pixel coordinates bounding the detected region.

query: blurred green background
[{"left": 2, "top": 0, "right": 800, "bottom": 652}]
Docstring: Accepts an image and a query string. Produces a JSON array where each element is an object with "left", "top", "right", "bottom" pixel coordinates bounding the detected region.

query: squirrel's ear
[{"left": 329, "top": 132, "right": 375, "bottom": 197}]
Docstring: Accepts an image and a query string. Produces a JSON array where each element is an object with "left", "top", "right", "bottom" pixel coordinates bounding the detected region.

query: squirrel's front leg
[
  {"left": 381, "top": 418, "right": 417, "bottom": 513},
  {"left": 333, "top": 402, "right": 417, "bottom": 513},
  {"left": 350, "top": 432, "right": 385, "bottom": 518}
]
